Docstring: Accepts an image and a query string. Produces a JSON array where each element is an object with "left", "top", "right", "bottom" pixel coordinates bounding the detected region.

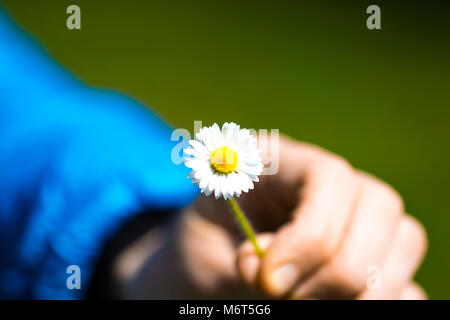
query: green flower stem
[{"left": 228, "top": 198, "right": 265, "bottom": 258}]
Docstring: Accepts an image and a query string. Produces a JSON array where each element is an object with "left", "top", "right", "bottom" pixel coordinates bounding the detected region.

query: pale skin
[{"left": 119, "top": 135, "right": 428, "bottom": 299}]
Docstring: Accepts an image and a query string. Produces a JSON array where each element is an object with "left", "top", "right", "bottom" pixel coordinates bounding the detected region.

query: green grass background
[{"left": 2, "top": 0, "right": 449, "bottom": 298}]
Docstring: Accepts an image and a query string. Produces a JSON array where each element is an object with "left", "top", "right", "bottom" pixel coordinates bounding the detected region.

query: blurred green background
[{"left": 2, "top": 0, "right": 449, "bottom": 298}]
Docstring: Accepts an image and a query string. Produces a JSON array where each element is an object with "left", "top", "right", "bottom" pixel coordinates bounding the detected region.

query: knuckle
[
  {"left": 359, "top": 172, "right": 404, "bottom": 213},
  {"left": 382, "top": 187, "right": 404, "bottom": 214},
  {"left": 316, "top": 153, "right": 354, "bottom": 176},
  {"left": 404, "top": 216, "right": 428, "bottom": 256},
  {"left": 408, "top": 282, "right": 428, "bottom": 300},
  {"left": 329, "top": 155, "right": 352, "bottom": 171}
]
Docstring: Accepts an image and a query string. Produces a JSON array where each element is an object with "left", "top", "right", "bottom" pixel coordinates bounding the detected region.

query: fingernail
[{"left": 270, "top": 264, "right": 299, "bottom": 294}]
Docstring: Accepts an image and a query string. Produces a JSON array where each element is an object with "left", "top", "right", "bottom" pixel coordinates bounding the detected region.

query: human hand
[
  {"left": 237, "top": 136, "right": 428, "bottom": 299},
  {"left": 135, "top": 135, "right": 427, "bottom": 299}
]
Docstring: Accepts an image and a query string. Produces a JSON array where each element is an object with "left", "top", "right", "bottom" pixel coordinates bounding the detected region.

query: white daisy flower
[{"left": 184, "top": 122, "right": 264, "bottom": 200}]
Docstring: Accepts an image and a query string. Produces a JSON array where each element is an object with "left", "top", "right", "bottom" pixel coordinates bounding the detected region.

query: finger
[
  {"left": 260, "top": 156, "right": 359, "bottom": 296},
  {"left": 290, "top": 172, "right": 404, "bottom": 299},
  {"left": 358, "top": 215, "right": 427, "bottom": 300},
  {"left": 237, "top": 233, "right": 275, "bottom": 286},
  {"left": 399, "top": 282, "right": 427, "bottom": 300}
]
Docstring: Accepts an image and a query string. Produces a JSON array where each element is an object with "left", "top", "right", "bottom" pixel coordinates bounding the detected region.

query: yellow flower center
[{"left": 210, "top": 146, "right": 238, "bottom": 174}]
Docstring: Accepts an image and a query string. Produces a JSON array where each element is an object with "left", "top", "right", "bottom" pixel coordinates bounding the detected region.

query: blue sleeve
[{"left": 0, "top": 7, "right": 198, "bottom": 299}]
